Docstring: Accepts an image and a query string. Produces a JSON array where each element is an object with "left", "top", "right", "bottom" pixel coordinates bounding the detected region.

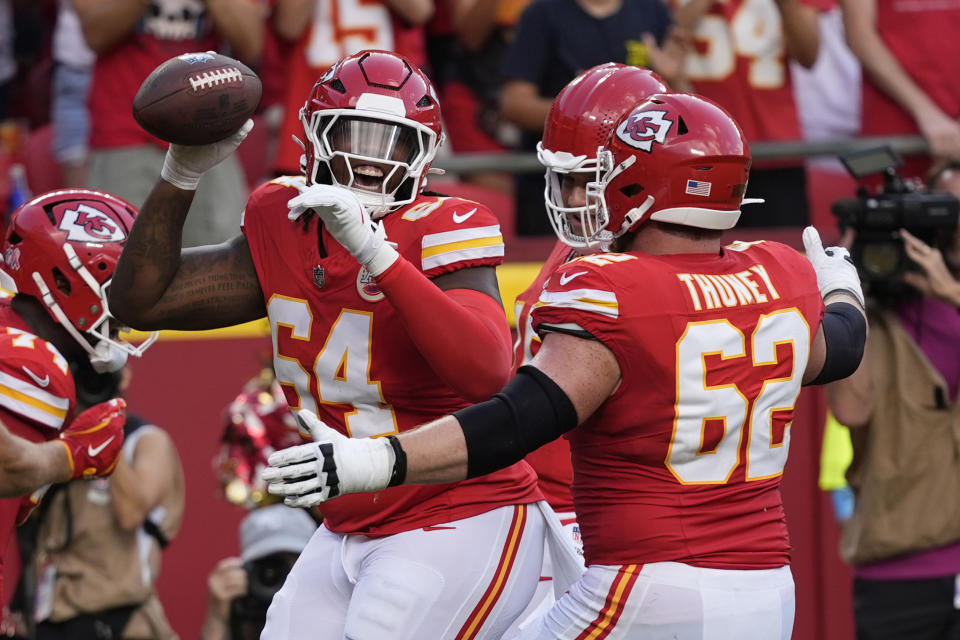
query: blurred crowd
[{"left": 0, "top": 0, "right": 955, "bottom": 242}]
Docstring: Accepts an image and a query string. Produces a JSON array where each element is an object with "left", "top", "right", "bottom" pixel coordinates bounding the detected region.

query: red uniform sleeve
[
  {"left": 0, "top": 329, "right": 76, "bottom": 434},
  {"left": 374, "top": 256, "right": 513, "bottom": 401},
  {"left": 531, "top": 258, "right": 624, "bottom": 346},
  {"left": 412, "top": 198, "right": 505, "bottom": 278}
]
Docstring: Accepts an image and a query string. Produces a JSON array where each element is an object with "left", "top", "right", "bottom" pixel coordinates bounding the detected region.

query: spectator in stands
[
  {"left": 789, "top": 2, "right": 861, "bottom": 231},
  {"left": 51, "top": 0, "right": 95, "bottom": 188},
  {"left": 499, "top": 0, "right": 687, "bottom": 235},
  {"left": 72, "top": 0, "right": 263, "bottom": 247},
  {"left": 270, "top": 0, "right": 433, "bottom": 178},
  {"left": 24, "top": 368, "right": 184, "bottom": 640},
  {"left": 826, "top": 163, "right": 960, "bottom": 639},
  {"left": 201, "top": 504, "right": 318, "bottom": 640},
  {"left": 842, "top": 0, "right": 960, "bottom": 183},
  {"left": 0, "top": 0, "right": 14, "bottom": 120},
  {"left": 674, "top": 0, "right": 826, "bottom": 228},
  {"left": 436, "top": 0, "right": 528, "bottom": 195}
]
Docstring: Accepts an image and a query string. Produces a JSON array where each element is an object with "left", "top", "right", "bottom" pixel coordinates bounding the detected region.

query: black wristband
[
  {"left": 809, "top": 301, "right": 867, "bottom": 385},
  {"left": 386, "top": 435, "right": 407, "bottom": 487}
]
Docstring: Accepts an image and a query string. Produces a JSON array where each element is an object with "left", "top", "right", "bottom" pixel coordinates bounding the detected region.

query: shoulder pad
[
  {"left": 242, "top": 176, "right": 307, "bottom": 229},
  {"left": 538, "top": 254, "right": 632, "bottom": 320},
  {"left": 397, "top": 197, "right": 504, "bottom": 273},
  {"left": 0, "top": 328, "right": 75, "bottom": 431}
]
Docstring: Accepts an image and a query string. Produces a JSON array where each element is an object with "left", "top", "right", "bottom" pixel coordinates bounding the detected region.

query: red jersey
[
  {"left": 861, "top": 0, "right": 960, "bottom": 138},
  {"left": 532, "top": 241, "right": 824, "bottom": 568},
  {"left": 513, "top": 240, "right": 577, "bottom": 512},
  {"left": 272, "top": 2, "right": 426, "bottom": 174},
  {"left": 242, "top": 177, "right": 541, "bottom": 535},
  {"left": 859, "top": 1, "right": 960, "bottom": 180},
  {"left": 679, "top": 0, "right": 828, "bottom": 144},
  {"left": 0, "top": 301, "right": 77, "bottom": 605},
  {"left": 88, "top": 3, "right": 219, "bottom": 149}
]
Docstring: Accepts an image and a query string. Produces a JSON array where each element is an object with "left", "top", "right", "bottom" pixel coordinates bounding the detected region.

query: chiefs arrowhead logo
[
  {"left": 615, "top": 109, "right": 673, "bottom": 153},
  {"left": 59, "top": 204, "right": 126, "bottom": 243}
]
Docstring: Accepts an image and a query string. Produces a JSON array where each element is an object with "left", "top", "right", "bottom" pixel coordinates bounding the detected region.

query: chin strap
[
  {"left": 90, "top": 341, "right": 129, "bottom": 373},
  {"left": 619, "top": 195, "right": 656, "bottom": 235},
  {"left": 31, "top": 272, "right": 157, "bottom": 373}
]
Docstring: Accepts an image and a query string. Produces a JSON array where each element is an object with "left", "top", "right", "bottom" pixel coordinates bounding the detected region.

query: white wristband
[
  {"left": 361, "top": 243, "right": 400, "bottom": 277},
  {"left": 161, "top": 151, "right": 201, "bottom": 191}
]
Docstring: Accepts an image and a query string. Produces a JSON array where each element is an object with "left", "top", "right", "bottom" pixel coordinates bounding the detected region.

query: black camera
[
  {"left": 832, "top": 147, "right": 959, "bottom": 293},
  {"left": 228, "top": 553, "right": 297, "bottom": 639}
]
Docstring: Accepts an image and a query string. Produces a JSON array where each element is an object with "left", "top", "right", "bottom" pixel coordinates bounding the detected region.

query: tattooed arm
[{"left": 109, "top": 181, "right": 266, "bottom": 331}]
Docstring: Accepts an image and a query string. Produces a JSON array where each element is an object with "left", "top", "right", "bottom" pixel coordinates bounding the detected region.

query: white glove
[
  {"left": 261, "top": 410, "right": 396, "bottom": 508},
  {"left": 161, "top": 119, "right": 255, "bottom": 191},
  {"left": 802, "top": 226, "right": 865, "bottom": 307},
  {"left": 286, "top": 184, "right": 399, "bottom": 276}
]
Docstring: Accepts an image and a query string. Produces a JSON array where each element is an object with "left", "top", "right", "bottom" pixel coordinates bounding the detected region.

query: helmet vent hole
[
  {"left": 677, "top": 116, "right": 688, "bottom": 136},
  {"left": 8, "top": 232, "right": 21, "bottom": 245},
  {"left": 416, "top": 94, "right": 432, "bottom": 108},
  {"left": 328, "top": 79, "right": 347, "bottom": 94},
  {"left": 52, "top": 268, "right": 71, "bottom": 295},
  {"left": 98, "top": 261, "right": 108, "bottom": 271},
  {"left": 620, "top": 184, "right": 644, "bottom": 198},
  {"left": 650, "top": 99, "right": 665, "bottom": 105}
]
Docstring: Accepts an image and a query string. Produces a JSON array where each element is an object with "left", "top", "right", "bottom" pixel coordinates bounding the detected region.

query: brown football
[{"left": 132, "top": 51, "right": 262, "bottom": 145}]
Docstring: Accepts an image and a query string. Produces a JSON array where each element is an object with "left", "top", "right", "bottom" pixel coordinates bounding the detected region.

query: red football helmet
[
  {"left": 539, "top": 63, "right": 668, "bottom": 249},
  {"left": 299, "top": 50, "right": 444, "bottom": 217},
  {"left": 214, "top": 370, "right": 301, "bottom": 509},
  {"left": 0, "top": 189, "right": 157, "bottom": 371},
  {"left": 586, "top": 93, "right": 753, "bottom": 242}
]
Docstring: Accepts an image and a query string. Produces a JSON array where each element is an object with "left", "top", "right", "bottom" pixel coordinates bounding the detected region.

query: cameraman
[
  {"left": 827, "top": 163, "right": 960, "bottom": 640},
  {"left": 17, "top": 365, "right": 184, "bottom": 640},
  {"left": 201, "top": 504, "right": 317, "bottom": 640}
]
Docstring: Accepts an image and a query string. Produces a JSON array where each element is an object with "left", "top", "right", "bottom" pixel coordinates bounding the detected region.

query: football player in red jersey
[
  {"left": 264, "top": 92, "right": 869, "bottom": 639},
  {"left": 0, "top": 189, "right": 157, "bottom": 614},
  {"left": 507, "top": 62, "right": 670, "bottom": 633},
  {"left": 109, "top": 50, "right": 548, "bottom": 639}
]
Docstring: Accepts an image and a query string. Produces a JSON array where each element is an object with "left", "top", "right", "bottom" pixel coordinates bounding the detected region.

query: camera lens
[
  {"left": 255, "top": 560, "right": 284, "bottom": 587},
  {"left": 859, "top": 242, "right": 901, "bottom": 279}
]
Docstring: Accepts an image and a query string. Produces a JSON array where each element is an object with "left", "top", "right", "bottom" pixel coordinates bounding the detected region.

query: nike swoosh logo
[
  {"left": 422, "top": 525, "right": 457, "bottom": 531},
  {"left": 21, "top": 366, "right": 50, "bottom": 388},
  {"left": 452, "top": 208, "right": 477, "bottom": 224},
  {"left": 87, "top": 437, "right": 116, "bottom": 457},
  {"left": 559, "top": 271, "right": 588, "bottom": 286}
]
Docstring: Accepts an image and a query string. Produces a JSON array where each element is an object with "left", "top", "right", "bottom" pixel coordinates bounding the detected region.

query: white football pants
[
  {"left": 513, "top": 561, "right": 795, "bottom": 640},
  {"left": 505, "top": 510, "right": 584, "bottom": 638},
  {"left": 261, "top": 503, "right": 546, "bottom": 640}
]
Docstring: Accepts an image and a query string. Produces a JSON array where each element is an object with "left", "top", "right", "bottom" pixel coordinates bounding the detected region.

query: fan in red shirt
[
  {"left": 844, "top": 0, "right": 960, "bottom": 182},
  {"left": 673, "top": 0, "right": 830, "bottom": 227},
  {"left": 73, "top": 0, "right": 263, "bottom": 247},
  {"left": 0, "top": 189, "right": 158, "bottom": 617},
  {"left": 271, "top": 0, "right": 431, "bottom": 177},
  {"left": 109, "top": 50, "right": 549, "bottom": 639},
  {"left": 264, "top": 91, "right": 868, "bottom": 639}
]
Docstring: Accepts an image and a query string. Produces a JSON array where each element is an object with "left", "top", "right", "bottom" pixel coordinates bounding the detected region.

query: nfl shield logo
[{"left": 312, "top": 266, "right": 325, "bottom": 289}]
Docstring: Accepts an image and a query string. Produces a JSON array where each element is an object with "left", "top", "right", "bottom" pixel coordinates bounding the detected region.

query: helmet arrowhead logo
[
  {"left": 615, "top": 109, "right": 673, "bottom": 153},
  {"left": 59, "top": 204, "right": 126, "bottom": 243}
]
